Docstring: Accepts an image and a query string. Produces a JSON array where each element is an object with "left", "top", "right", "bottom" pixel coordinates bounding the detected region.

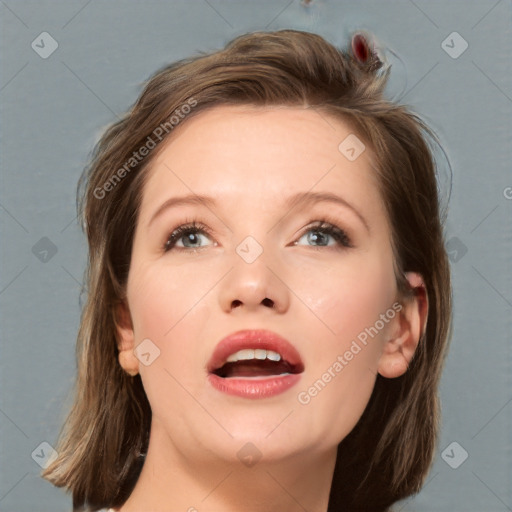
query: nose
[{"left": 218, "top": 250, "right": 290, "bottom": 315}]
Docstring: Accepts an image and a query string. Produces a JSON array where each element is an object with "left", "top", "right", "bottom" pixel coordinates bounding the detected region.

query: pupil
[
  {"left": 309, "top": 231, "right": 327, "bottom": 246},
  {"left": 184, "top": 233, "right": 199, "bottom": 247}
]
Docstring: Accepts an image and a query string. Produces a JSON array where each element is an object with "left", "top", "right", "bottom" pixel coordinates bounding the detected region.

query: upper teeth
[{"left": 225, "top": 349, "right": 282, "bottom": 363}]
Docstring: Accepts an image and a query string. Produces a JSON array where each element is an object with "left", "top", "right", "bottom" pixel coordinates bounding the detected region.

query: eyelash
[{"left": 163, "top": 217, "right": 354, "bottom": 253}]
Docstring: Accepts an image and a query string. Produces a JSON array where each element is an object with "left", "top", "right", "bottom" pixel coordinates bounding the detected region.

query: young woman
[{"left": 42, "top": 29, "right": 452, "bottom": 512}]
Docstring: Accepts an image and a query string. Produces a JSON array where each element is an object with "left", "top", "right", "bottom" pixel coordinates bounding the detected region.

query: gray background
[{"left": 1, "top": 1, "right": 511, "bottom": 511}]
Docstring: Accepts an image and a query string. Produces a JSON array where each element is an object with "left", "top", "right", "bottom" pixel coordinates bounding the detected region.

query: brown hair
[{"left": 41, "top": 29, "right": 452, "bottom": 511}]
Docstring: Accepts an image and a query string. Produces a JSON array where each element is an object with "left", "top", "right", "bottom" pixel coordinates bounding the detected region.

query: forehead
[{"left": 139, "top": 105, "right": 384, "bottom": 221}]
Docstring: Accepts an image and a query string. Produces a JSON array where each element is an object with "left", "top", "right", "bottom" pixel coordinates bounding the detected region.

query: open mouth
[
  {"left": 207, "top": 330, "right": 304, "bottom": 398},
  {"left": 211, "top": 348, "right": 303, "bottom": 379}
]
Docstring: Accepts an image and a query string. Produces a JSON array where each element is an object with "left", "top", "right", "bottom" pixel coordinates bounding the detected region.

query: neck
[{"left": 117, "top": 420, "right": 337, "bottom": 512}]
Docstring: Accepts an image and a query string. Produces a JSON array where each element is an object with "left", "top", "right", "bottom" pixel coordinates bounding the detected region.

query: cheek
[
  {"left": 295, "top": 250, "right": 397, "bottom": 349},
  {"left": 291, "top": 253, "right": 396, "bottom": 441},
  {"left": 127, "top": 262, "right": 217, "bottom": 379},
  {"left": 129, "top": 258, "right": 212, "bottom": 332},
  {"left": 124, "top": 267, "right": 200, "bottom": 418}
]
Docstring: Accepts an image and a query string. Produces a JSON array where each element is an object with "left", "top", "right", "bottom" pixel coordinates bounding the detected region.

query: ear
[
  {"left": 114, "top": 300, "right": 139, "bottom": 377},
  {"left": 377, "top": 271, "right": 429, "bottom": 378}
]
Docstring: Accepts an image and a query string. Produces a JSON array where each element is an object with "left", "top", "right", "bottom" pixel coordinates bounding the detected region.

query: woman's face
[{"left": 119, "top": 105, "right": 402, "bottom": 464}]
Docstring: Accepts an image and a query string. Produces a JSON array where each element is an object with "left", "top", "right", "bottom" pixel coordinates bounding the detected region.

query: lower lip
[{"left": 208, "top": 373, "right": 302, "bottom": 399}]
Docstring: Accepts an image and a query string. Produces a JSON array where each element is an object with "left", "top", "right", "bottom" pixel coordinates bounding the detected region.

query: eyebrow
[{"left": 148, "top": 191, "right": 370, "bottom": 233}]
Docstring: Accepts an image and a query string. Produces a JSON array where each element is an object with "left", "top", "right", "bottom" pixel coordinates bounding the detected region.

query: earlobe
[
  {"left": 114, "top": 300, "right": 139, "bottom": 377},
  {"left": 377, "top": 271, "right": 429, "bottom": 379},
  {"left": 119, "top": 351, "right": 139, "bottom": 377}
]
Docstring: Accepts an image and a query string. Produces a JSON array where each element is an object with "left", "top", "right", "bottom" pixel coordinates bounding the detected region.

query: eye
[
  {"left": 163, "top": 218, "right": 354, "bottom": 253},
  {"left": 163, "top": 221, "right": 215, "bottom": 252},
  {"left": 294, "top": 220, "right": 354, "bottom": 249}
]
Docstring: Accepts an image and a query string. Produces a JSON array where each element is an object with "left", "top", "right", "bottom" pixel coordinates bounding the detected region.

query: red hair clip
[
  {"left": 351, "top": 31, "right": 384, "bottom": 72},
  {"left": 351, "top": 32, "right": 371, "bottom": 63}
]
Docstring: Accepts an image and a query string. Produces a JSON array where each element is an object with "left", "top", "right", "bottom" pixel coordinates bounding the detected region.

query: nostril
[{"left": 262, "top": 298, "right": 274, "bottom": 308}]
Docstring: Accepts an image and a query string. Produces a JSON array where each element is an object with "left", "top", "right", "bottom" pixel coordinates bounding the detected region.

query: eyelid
[
  {"left": 163, "top": 219, "right": 214, "bottom": 251},
  {"left": 295, "top": 218, "right": 354, "bottom": 248}
]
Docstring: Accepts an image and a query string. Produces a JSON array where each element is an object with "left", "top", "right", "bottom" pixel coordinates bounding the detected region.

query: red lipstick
[{"left": 207, "top": 329, "right": 304, "bottom": 399}]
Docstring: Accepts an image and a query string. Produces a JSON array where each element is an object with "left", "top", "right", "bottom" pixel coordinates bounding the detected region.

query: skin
[{"left": 115, "top": 105, "right": 428, "bottom": 512}]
